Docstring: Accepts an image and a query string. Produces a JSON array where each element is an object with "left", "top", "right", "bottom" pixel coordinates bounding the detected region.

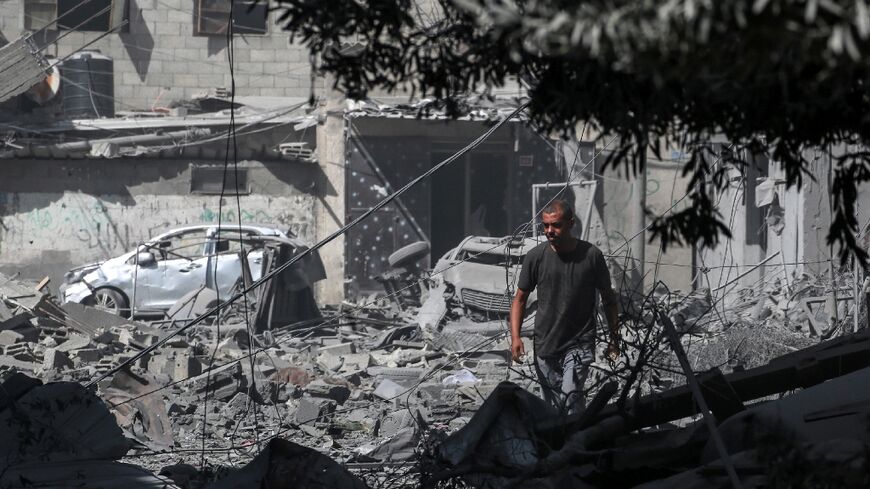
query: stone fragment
[
  {"left": 0, "top": 329, "right": 24, "bottom": 346},
  {"left": 373, "top": 379, "right": 406, "bottom": 401},
  {"left": 316, "top": 352, "right": 343, "bottom": 372},
  {"left": 294, "top": 396, "right": 335, "bottom": 425},
  {"left": 72, "top": 348, "right": 102, "bottom": 363},
  {"left": 42, "top": 348, "right": 73, "bottom": 371},
  {"left": 148, "top": 353, "right": 173, "bottom": 376},
  {"left": 379, "top": 410, "right": 416, "bottom": 438},
  {"left": 174, "top": 352, "right": 202, "bottom": 381},
  {"left": 318, "top": 342, "right": 355, "bottom": 356},
  {"left": 305, "top": 379, "right": 351, "bottom": 404},
  {"left": 340, "top": 353, "right": 371, "bottom": 373},
  {"left": 188, "top": 362, "right": 244, "bottom": 401},
  {"left": 226, "top": 392, "right": 253, "bottom": 413},
  {"left": 5, "top": 343, "right": 35, "bottom": 361},
  {"left": 56, "top": 333, "right": 91, "bottom": 353}
]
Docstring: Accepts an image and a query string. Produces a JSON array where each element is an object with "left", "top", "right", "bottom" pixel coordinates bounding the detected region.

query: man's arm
[
  {"left": 510, "top": 288, "right": 530, "bottom": 362},
  {"left": 600, "top": 286, "right": 620, "bottom": 360}
]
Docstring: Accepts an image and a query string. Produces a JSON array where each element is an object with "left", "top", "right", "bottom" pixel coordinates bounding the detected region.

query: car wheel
[
  {"left": 388, "top": 241, "right": 430, "bottom": 268},
  {"left": 90, "top": 288, "right": 129, "bottom": 317}
]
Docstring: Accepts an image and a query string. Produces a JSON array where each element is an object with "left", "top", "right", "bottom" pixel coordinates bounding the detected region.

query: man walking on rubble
[{"left": 510, "top": 199, "right": 620, "bottom": 414}]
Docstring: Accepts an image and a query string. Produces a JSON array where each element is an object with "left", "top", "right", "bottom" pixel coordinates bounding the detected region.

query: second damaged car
[
  {"left": 60, "top": 224, "right": 324, "bottom": 318},
  {"left": 431, "top": 235, "right": 540, "bottom": 322}
]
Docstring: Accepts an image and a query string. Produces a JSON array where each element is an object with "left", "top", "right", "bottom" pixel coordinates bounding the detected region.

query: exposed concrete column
[{"left": 314, "top": 90, "right": 346, "bottom": 305}]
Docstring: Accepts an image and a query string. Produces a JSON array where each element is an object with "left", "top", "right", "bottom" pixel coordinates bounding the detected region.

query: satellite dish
[{"left": 26, "top": 62, "right": 61, "bottom": 105}]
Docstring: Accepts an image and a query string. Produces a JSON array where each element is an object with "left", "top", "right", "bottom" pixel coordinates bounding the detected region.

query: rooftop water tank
[{"left": 61, "top": 50, "right": 114, "bottom": 119}]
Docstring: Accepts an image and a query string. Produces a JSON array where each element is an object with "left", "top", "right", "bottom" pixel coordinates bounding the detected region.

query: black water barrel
[{"left": 61, "top": 50, "right": 114, "bottom": 119}]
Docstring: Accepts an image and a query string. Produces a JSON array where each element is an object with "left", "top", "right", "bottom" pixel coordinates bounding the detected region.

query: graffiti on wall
[{"left": 0, "top": 192, "right": 315, "bottom": 264}]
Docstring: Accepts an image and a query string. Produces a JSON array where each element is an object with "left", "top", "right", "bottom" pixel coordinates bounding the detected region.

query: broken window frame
[
  {"left": 24, "top": 0, "right": 127, "bottom": 32},
  {"left": 190, "top": 165, "right": 251, "bottom": 195},
  {"left": 193, "top": 0, "right": 269, "bottom": 36}
]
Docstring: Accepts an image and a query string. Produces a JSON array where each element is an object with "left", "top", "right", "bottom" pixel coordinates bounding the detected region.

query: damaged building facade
[{"left": 2, "top": 2, "right": 870, "bottom": 488}]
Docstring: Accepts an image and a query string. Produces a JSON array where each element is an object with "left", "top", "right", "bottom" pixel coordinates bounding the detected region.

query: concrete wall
[
  {"left": 0, "top": 0, "right": 313, "bottom": 111},
  {"left": 698, "top": 146, "right": 870, "bottom": 307},
  {"left": 0, "top": 158, "right": 320, "bottom": 292},
  {"left": 595, "top": 149, "right": 695, "bottom": 294}
]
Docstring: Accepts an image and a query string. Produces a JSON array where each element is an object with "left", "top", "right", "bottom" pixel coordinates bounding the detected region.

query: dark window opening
[
  {"left": 195, "top": 0, "right": 268, "bottom": 36},
  {"left": 190, "top": 166, "right": 250, "bottom": 195},
  {"left": 55, "top": 0, "right": 125, "bottom": 32}
]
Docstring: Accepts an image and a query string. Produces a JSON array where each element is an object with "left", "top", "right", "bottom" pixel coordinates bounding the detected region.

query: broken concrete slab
[
  {"left": 294, "top": 396, "right": 335, "bottom": 426},
  {"left": 42, "top": 347, "right": 74, "bottom": 371},
  {"left": 188, "top": 362, "right": 244, "bottom": 402},
  {"left": 318, "top": 341, "right": 356, "bottom": 356},
  {"left": 305, "top": 379, "right": 351, "bottom": 404},
  {"left": 38, "top": 299, "right": 142, "bottom": 338},
  {"left": 374, "top": 378, "right": 407, "bottom": 401},
  {"left": 0, "top": 329, "right": 24, "bottom": 346}
]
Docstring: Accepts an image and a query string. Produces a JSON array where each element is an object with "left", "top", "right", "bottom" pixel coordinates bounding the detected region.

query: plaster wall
[{"left": 597, "top": 151, "right": 694, "bottom": 294}]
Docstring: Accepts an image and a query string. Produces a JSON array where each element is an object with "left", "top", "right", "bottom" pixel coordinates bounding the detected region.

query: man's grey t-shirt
[{"left": 517, "top": 240, "right": 611, "bottom": 359}]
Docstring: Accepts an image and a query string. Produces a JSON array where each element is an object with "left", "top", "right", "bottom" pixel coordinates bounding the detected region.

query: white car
[
  {"left": 433, "top": 235, "right": 541, "bottom": 319},
  {"left": 60, "top": 224, "right": 313, "bottom": 317}
]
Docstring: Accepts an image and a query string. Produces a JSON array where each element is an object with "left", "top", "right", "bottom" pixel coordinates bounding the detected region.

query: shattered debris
[{"left": 1, "top": 262, "right": 869, "bottom": 488}]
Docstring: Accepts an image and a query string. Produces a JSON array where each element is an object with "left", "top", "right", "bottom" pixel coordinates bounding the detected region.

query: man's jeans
[{"left": 534, "top": 343, "right": 594, "bottom": 415}]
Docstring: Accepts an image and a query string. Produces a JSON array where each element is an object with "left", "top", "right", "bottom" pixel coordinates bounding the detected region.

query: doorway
[{"left": 430, "top": 151, "right": 510, "bottom": 260}]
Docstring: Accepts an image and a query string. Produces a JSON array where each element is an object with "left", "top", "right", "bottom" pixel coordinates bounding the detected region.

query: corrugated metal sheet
[{"left": 0, "top": 36, "right": 48, "bottom": 103}]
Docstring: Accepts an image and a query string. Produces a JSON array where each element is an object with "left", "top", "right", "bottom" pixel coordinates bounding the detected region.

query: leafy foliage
[{"left": 269, "top": 0, "right": 870, "bottom": 262}]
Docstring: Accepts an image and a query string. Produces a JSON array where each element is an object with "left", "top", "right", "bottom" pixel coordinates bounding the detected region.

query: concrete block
[
  {"left": 174, "top": 74, "right": 198, "bottom": 87},
  {"left": 379, "top": 410, "right": 415, "bottom": 438},
  {"left": 188, "top": 362, "right": 243, "bottom": 401},
  {"left": 5, "top": 343, "right": 35, "bottom": 361},
  {"left": 294, "top": 396, "right": 335, "bottom": 425},
  {"left": 340, "top": 353, "right": 371, "bottom": 372},
  {"left": 374, "top": 379, "right": 406, "bottom": 401},
  {"left": 318, "top": 342, "right": 355, "bottom": 356},
  {"left": 316, "top": 352, "right": 342, "bottom": 372},
  {"left": 148, "top": 353, "right": 173, "bottom": 376},
  {"left": 155, "top": 20, "right": 183, "bottom": 35},
  {"left": 249, "top": 75, "right": 275, "bottom": 89},
  {"left": 305, "top": 379, "right": 350, "bottom": 404},
  {"left": 250, "top": 49, "right": 274, "bottom": 62},
  {"left": 56, "top": 333, "right": 92, "bottom": 352},
  {"left": 197, "top": 73, "right": 228, "bottom": 88},
  {"left": 73, "top": 348, "right": 102, "bottom": 364},
  {"left": 0, "top": 329, "right": 24, "bottom": 346},
  {"left": 174, "top": 353, "right": 202, "bottom": 381},
  {"left": 42, "top": 348, "right": 73, "bottom": 371}
]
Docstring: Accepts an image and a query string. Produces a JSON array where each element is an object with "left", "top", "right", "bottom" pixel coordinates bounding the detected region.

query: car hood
[
  {"left": 76, "top": 250, "right": 136, "bottom": 286},
  {"left": 442, "top": 262, "right": 520, "bottom": 293}
]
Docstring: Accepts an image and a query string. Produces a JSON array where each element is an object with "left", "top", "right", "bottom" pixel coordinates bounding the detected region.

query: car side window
[
  {"left": 154, "top": 230, "right": 206, "bottom": 261},
  {"left": 212, "top": 231, "right": 258, "bottom": 255}
]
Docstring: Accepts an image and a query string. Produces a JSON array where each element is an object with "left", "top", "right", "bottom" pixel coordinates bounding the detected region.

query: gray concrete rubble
[{"left": 0, "top": 267, "right": 869, "bottom": 488}]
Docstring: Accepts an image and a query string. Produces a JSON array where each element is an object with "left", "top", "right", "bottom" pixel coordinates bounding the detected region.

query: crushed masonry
[{"left": 0, "top": 257, "right": 868, "bottom": 488}]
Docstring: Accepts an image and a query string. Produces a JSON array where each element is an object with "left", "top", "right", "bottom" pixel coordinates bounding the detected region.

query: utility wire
[
  {"left": 30, "top": 0, "right": 107, "bottom": 39},
  {"left": 86, "top": 101, "right": 529, "bottom": 389}
]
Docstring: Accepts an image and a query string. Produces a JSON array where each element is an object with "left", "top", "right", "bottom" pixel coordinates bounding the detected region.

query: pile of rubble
[
  {"left": 3, "top": 266, "right": 870, "bottom": 488},
  {"left": 0, "top": 271, "right": 530, "bottom": 486}
]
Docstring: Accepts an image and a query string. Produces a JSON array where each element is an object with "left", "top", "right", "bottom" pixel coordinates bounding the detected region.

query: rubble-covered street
[
  {"left": 3, "top": 258, "right": 869, "bottom": 488},
  {"left": 5, "top": 0, "right": 870, "bottom": 487}
]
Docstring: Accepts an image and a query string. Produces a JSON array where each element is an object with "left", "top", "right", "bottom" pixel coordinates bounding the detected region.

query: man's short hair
[{"left": 542, "top": 199, "right": 574, "bottom": 221}]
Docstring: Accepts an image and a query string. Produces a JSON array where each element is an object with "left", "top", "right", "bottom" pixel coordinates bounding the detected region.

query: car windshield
[{"left": 457, "top": 250, "right": 524, "bottom": 267}]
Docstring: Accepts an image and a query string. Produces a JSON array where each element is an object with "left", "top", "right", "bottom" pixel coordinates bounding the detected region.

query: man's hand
[
  {"left": 511, "top": 337, "right": 526, "bottom": 363},
  {"left": 606, "top": 336, "right": 621, "bottom": 364}
]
